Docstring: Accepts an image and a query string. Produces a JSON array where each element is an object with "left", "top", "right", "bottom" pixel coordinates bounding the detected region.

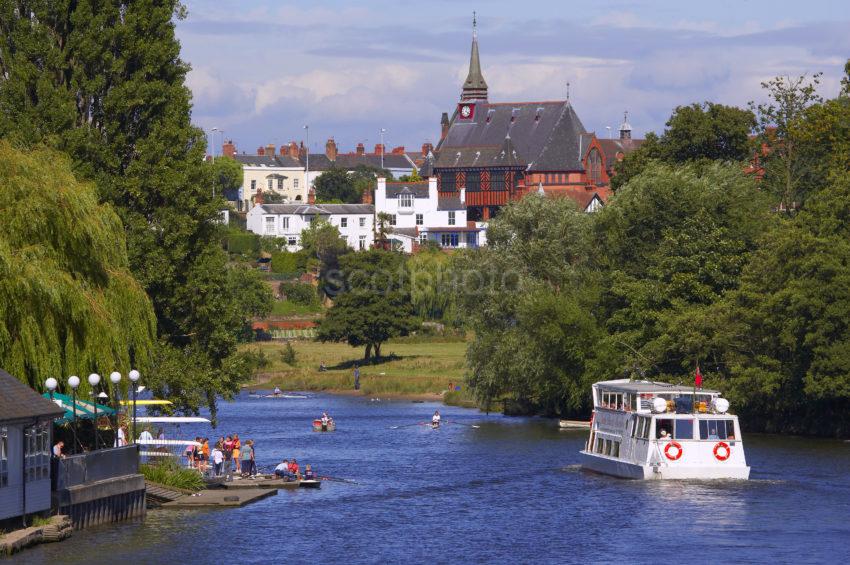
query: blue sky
[{"left": 177, "top": 0, "right": 850, "bottom": 156}]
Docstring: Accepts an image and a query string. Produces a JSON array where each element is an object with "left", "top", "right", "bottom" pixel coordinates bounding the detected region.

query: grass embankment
[
  {"left": 270, "top": 300, "right": 322, "bottom": 316},
  {"left": 243, "top": 337, "right": 469, "bottom": 397},
  {"left": 140, "top": 460, "right": 205, "bottom": 492}
]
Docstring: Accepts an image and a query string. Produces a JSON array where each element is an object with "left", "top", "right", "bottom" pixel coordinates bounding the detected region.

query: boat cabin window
[
  {"left": 601, "top": 391, "right": 624, "bottom": 409},
  {"left": 699, "top": 419, "right": 736, "bottom": 440},
  {"left": 656, "top": 419, "right": 673, "bottom": 439},
  {"left": 674, "top": 419, "right": 694, "bottom": 440},
  {"left": 633, "top": 416, "right": 651, "bottom": 439}
]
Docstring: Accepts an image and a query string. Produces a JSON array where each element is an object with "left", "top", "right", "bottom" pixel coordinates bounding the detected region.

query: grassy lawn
[
  {"left": 241, "top": 338, "right": 469, "bottom": 396},
  {"left": 270, "top": 301, "right": 322, "bottom": 316}
]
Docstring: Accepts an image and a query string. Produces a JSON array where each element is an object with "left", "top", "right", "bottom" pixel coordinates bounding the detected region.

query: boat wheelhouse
[{"left": 579, "top": 379, "right": 750, "bottom": 480}]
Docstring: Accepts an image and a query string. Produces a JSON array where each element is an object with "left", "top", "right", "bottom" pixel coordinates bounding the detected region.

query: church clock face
[{"left": 459, "top": 104, "right": 473, "bottom": 119}]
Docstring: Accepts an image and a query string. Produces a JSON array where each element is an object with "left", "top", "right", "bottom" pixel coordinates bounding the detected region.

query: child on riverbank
[{"left": 233, "top": 434, "right": 241, "bottom": 474}]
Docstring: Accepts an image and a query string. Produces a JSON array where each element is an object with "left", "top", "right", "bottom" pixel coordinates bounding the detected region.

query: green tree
[
  {"left": 0, "top": 141, "right": 157, "bottom": 392},
  {"left": 611, "top": 102, "right": 755, "bottom": 190},
  {"left": 407, "top": 248, "right": 457, "bottom": 322},
  {"left": 299, "top": 219, "right": 350, "bottom": 295},
  {"left": 314, "top": 168, "right": 360, "bottom": 203},
  {"left": 750, "top": 72, "right": 823, "bottom": 212},
  {"left": 209, "top": 156, "right": 243, "bottom": 201},
  {"left": 0, "top": 1, "right": 267, "bottom": 417},
  {"left": 318, "top": 250, "right": 416, "bottom": 360}
]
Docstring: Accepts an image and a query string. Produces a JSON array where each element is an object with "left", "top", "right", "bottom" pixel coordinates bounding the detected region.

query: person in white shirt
[
  {"left": 52, "top": 441, "right": 65, "bottom": 458},
  {"left": 211, "top": 445, "right": 224, "bottom": 476},
  {"left": 432, "top": 410, "right": 441, "bottom": 427}
]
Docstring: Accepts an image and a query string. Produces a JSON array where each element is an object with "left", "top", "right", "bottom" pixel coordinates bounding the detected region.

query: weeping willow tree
[
  {"left": 407, "top": 248, "right": 458, "bottom": 323},
  {"left": 0, "top": 141, "right": 157, "bottom": 393}
]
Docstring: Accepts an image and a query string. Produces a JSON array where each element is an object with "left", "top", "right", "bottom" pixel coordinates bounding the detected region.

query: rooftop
[
  {"left": 594, "top": 379, "right": 720, "bottom": 395},
  {"left": 0, "top": 369, "right": 66, "bottom": 423}
]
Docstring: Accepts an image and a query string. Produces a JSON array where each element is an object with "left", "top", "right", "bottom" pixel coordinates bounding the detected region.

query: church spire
[{"left": 461, "top": 12, "right": 488, "bottom": 102}]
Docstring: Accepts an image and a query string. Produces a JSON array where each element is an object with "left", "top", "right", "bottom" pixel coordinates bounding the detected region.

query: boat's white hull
[{"left": 579, "top": 451, "right": 750, "bottom": 480}]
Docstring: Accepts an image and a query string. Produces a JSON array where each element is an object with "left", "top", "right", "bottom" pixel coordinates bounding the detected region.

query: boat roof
[{"left": 594, "top": 379, "right": 720, "bottom": 395}]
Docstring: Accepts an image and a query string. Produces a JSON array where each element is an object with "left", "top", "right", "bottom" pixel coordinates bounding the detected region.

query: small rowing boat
[
  {"left": 299, "top": 479, "right": 321, "bottom": 489},
  {"left": 559, "top": 419, "right": 590, "bottom": 429},
  {"left": 312, "top": 419, "right": 336, "bottom": 432}
]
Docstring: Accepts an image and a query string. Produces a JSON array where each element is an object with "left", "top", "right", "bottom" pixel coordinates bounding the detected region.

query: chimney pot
[
  {"left": 325, "top": 138, "right": 338, "bottom": 161},
  {"left": 288, "top": 141, "right": 299, "bottom": 159},
  {"left": 266, "top": 143, "right": 276, "bottom": 156},
  {"left": 307, "top": 188, "right": 316, "bottom": 205},
  {"left": 356, "top": 143, "right": 365, "bottom": 156},
  {"left": 222, "top": 140, "right": 236, "bottom": 157},
  {"left": 257, "top": 147, "right": 265, "bottom": 156}
]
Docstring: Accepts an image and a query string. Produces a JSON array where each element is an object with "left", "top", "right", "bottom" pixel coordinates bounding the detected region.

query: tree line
[{"left": 0, "top": 1, "right": 271, "bottom": 421}]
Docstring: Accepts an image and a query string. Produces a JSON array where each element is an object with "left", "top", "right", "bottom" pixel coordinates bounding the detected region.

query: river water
[{"left": 16, "top": 392, "right": 850, "bottom": 564}]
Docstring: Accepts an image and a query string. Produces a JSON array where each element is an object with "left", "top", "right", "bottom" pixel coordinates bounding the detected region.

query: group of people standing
[{"left": 186, "top": 434, "right": 257, "bottom": 477}]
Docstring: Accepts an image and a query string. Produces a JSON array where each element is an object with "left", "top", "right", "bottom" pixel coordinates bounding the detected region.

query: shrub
[
  {"left": 140, "top": 459, "right": 205, "bottom": 492},
  {"left": 271, "top": 251, "right": 303, "bottom": 274},
  {"left": 280, "top": 342, "right": 297, "bottom": 366},
  {"left": 279, "top": 281, "right": 319, "bottom": 305},
  {"left": 226, "top": 231, "right": 260, "bottom": 256}
]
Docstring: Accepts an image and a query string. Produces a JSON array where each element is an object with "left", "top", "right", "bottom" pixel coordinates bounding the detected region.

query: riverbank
[{"left": 241, "top": 338, "right": 469, "bottom": 398}]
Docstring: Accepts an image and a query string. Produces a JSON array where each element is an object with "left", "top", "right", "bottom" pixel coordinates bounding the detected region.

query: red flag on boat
[{"left": 695, "top": 365, "right": 703, "bottom": 389}]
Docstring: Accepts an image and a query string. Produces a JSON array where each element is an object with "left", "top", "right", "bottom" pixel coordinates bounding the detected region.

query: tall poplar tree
[{"left": 0, "top": 1, "right": 270, "bottom": 417}]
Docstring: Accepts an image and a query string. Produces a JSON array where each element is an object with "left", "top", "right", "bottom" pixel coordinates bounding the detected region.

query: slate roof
[
  {"left": 386, "top": 182, "right": 430, "bottom": 198},
  {"left": 258, "top": 204, "right": 374, "bottom": 215},
  {"left": 302, "top": 153, "right": 415, "bottom": 172},
  {"left": 437, "top": 196, "right": 465, "bottom": 211},
  {"left": 598, "top": 138, "right": 645, "bottom": 171},
  {"left": 0, "top": 369, "right": 66, "bottom": 423},
  {"left": 434, "top": 101, "right": 589, "bottom": 172},
  {"left": 233, "top": 154, "right": 303, "bottom": 168},
  {"left": 418, "top": 152, "right": 435, "bottom": 177}
]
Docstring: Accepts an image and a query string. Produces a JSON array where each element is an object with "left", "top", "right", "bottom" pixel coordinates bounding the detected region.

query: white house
[
  {"left": 247, "top": 203, "right": 375, "bottom": 252},
  {"left": 0, "top": 369, "right": 64, "bottom": 524},
  {"left": 232, "top": 152, "right": 307, "bottom": 212},
  {"left": 374, "top": 177, "right": 486, "bottom": 252}
]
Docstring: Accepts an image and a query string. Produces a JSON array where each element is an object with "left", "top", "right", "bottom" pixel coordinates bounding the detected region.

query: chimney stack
[
  {"left": 325, "top": 138, "right": 338, "bottom": 161},
  {"left": 356, "top": 143, "right": 365, "bottom": 156},
  {"left": 266, "top": 143, "right": 276, "bottom": 157},
  {"left": 421, "top": 142, "right": 433, "bottom": 156},
  {"left": 307, "top": 188, "right": 316, "bottom": 205},
  {"left": 255, "top": 190, "right": 265, "bottom": 205},
  {"left": 257, "top": 146, "right": 265, "bottom": 156},
  {"left": 391, "top": 146, "right": 405, "bottom": 154},
  {"left": 441, "top": 112, "right": 450, "bottom": 141},
  {"left": 374, "top": 144, "right": 385, "bottom": 156},
  {"left": 288, "top": 141, "right": 299, "bottom": 159},
  {"left": 223, "top": 140, "right": 236, "bottom": 157}
]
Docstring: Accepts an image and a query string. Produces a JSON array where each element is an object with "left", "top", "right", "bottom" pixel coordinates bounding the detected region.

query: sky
[{"left": 177, "top": 0, "right": 850, "bottom": 156}]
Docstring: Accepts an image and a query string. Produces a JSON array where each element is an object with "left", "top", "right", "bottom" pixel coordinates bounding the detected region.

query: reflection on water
[{"left": 15, "top": 392, "right": 850, "bottom": 564}]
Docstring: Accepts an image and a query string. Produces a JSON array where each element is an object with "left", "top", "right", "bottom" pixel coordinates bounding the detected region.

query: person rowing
[
  {"left": 431, "top": 410, "right": 441, "bottom": 429},
  {"left": 273, "top": 386, "right": 282, "bottom": 396}
]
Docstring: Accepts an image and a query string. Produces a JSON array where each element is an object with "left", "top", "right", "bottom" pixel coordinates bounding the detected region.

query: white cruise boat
[{"left": 579, "top": 379, "right": 750, "bottom": 480}]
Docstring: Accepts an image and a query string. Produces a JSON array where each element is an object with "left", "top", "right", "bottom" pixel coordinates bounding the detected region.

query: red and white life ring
[
  {"left": 664, "top": 441, "right": 683, "bottom": 461},
  {"left": 713, "top": 441, "right": 731, "bottom": 461}
]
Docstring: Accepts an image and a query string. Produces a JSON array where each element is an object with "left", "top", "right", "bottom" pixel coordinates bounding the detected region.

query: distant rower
[{"left": 432, "top": 410, "right": 441, "bottom": 428}]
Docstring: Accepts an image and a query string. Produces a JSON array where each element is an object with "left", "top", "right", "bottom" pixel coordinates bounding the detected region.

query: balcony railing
[{"left": 54, "top": 445, "right": 140, "bottom": 490}]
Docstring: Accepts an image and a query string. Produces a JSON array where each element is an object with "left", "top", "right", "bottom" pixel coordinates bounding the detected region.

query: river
[{"left": 16, "top": 392, "right": 850, "bottom": 564}]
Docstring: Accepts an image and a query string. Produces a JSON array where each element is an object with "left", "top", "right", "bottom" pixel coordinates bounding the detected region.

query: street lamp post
[
  {"left": 88, "top": 373, "right": 101, "bottom": 450},
  {"left": 45, "top": 377, "right": 57, "bottom": 401},
  {"left": 211, "top": 127, "right": 222, "bottom": 198},
  {"left": 68, "top": 376, "right": 80, "bottom": 454},
  {"left": 303, "top": 125, "right": 309, "bottom": 193},
  {"left": 606, "top": 126, "right": 612, "bottom": 139},
  {"left": 129, "top": 370, "right": 140, "bottom": 444},
  {"left": 380, "top": 128, "right": 386, "bottom": 171},
  {"left": 109, "top": 371, "right": 122, "bottom": 446}
]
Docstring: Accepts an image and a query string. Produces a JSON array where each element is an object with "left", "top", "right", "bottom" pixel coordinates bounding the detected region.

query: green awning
[{"left": 41, "top": 392, "right": 116, "bottom": 424}]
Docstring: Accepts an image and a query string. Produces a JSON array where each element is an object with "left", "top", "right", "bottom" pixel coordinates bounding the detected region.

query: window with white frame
[
  {"left": 251, "top": 180, "right": 257, "bottom": 191},
  {"left": 399, "top": 193, "right": 413, "bottom": 208},
  {"left": 264, "top": 216, "right": 275, "bottom": 234},
  {"left": 0, "top": 426, "right": 8, "bottom": 488},
  {"left": 24, "top": 423, "right": 49, "bottom": 482},
  {"left": 277, "top": 178, "right": 283, "bottom": 190},
  {"left": 415, "top": 214, "right": 423, "bottom": 226},
  {"left": 288, "top": 237, "right": 297, "bottom": 246},
  {"left": 340, "top": 217, "right": 348, "bottom": 228},
  {"left": 359, "top": 235, "right": 367, "bottom": 250},
  {"left": 440, "top": 233, "right": 459, "bottom": 247},
  {"left": 294, "top": 179, "right": 299, "bottom": 188},
  {"left": 419, "top": 233, "right": 428, "bottom": 245},
  {"left": 389, "top": 214, "right": 397, "bottom": 226},
  {"left": 281, "top": 217, "right": 289, "bottom": 230},
  {"left": 267, "top": 178, "right": 273, "bottom": 190},
  {"left": 448, "top": 211, "right": 456, "bottom": 226},
  {"left": 359, "top": 217, "right": 366, "bottom": 227}
]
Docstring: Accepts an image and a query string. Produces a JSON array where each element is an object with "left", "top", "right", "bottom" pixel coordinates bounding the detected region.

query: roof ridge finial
[
  {"left": 566, "top": 81, "right": 570, "bottom": 102},
  {"left": 623, "top": 109, "right": 628, "bottom": 123},
  {"left": 473, "top": 11, "right": 477, "bottom": 38}
]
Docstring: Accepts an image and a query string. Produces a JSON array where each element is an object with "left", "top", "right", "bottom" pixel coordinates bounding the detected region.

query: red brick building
[{"left": 430, "top": 21, "right": 640, "bottom": 219}]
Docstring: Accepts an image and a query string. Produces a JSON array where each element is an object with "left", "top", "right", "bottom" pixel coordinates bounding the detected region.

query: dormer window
[
  {"left": 510, "top": 108, "right": 520, "bottom": 123},
  {"left": 588, "top": 148, "right": 602, "bottom": 185},
  {"left": 486, "top": 109, "right": 495, "bottom": 123},
  {"left": 535, "top": 107, "right": 544, "bottom": 122},
  {"left": 399, "top": 193, "right": 413, "bottom": 208}
]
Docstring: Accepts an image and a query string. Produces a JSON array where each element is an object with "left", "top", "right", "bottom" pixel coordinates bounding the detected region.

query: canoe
[
  {"left": 119, "top": 399, "right": 172, "bottom": 406},
  {"left": 299, "top": 479, "right": 321, "bottom": 489},
  {"left": 134, "top": 416, "right": 211, "bottom": 424},
  {"left": 312, "top": 419, "right": 336, "bottom": 432},
  {"left": 558, "top": 419, "right": 590, "bottom": 429},
  {"left": 136, "top": 439, "right": 202, "bottom": 446}
]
